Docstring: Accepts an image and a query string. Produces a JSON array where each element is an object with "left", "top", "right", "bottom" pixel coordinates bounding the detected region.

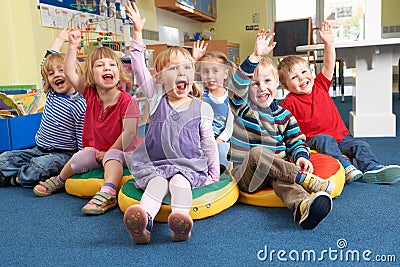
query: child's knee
[{"left": 102, "top": 149, "right": 124, "bottom": 166}]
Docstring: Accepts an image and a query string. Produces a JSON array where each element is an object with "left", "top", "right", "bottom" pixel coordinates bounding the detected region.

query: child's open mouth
[
  {"left": 258, "top": 92, "right": 270, "bottom": 101},
  {"left": 300, "top": 80, "right": 310, "bottom": 89},
  {"left": 102, "top": 74, "right": 114, "bottom": 82},
  {"left": 176, "top": 81, "right": 188, "bottom": 93},
  {"left": 54, "top": 78, "right": 65, "bottom": 87}
]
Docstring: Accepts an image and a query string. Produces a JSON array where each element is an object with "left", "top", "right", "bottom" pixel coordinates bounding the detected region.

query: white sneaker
[{"left": 344, "top": 165, "right": 363, "bottom": 184}]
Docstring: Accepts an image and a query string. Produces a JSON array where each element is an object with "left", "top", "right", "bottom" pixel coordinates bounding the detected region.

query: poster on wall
[
  {"left": 39, "top": 0, "right": 99, "bottom": 13},
  {"left": 39, "top": 0, "right": 125, "bottom": 35}
]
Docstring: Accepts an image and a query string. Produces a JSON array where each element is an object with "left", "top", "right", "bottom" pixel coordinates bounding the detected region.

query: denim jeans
[
  {"left": 0, "top": 146, "right": 73, "bottom": 188},
  {"left": 231, "top": 147, "right": 310, "bottom": 222},
  {"left": 217, "top": 142, "right": 230, "bottom": 168},
  {"left": 307, "top": 134, "right": 379, "bottom": 172}
]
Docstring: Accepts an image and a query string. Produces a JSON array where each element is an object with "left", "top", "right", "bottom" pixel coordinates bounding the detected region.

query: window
[{"left": 271, "top": 0, "right": 365, "bottom": 42}]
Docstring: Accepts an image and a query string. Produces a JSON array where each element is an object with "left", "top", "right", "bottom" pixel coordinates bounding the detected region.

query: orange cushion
[{"left": 238, "top": 151, "right": 345, "bottom": 207}]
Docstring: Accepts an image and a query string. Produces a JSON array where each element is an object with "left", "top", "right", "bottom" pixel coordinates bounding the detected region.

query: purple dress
[{"left": 128, "top": 95, "right": 209, "bottom": 189}]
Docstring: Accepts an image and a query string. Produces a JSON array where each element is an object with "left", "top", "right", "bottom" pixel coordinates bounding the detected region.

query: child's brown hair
[
  {"left": 154, "top": 46, "right": 203, "bottom": 99},
  {"left": 41, "top": 53, "right": 82, "bottom": 93},
  {"left": 84, "top": 46, "right": 131, "bottom": 88},
  {"left": 277, "top": 56, "right": 309, "bottom": 87}
]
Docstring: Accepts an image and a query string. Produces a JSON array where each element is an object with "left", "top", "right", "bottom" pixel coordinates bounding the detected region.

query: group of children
[{"left": 1, "top": 1, "right": 399, "bottom": 244}]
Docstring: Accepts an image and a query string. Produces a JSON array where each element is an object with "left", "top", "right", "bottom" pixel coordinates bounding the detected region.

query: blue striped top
[
  {"left": 228, "top": 57, "right": 309, "bottom": 165},
  {"left": 35, "top": 91, "right": 86, "bottom": 151}
]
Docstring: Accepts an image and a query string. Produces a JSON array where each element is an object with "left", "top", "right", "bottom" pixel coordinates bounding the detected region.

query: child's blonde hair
[
  {"left": 277, "top": 56, "right": 309, "bottom": 87},
  {"left": 41, "top": 53, "right": 82, "bottom": 93},
  {"left": 197, "top": 50, "right": 237, "bottom": 87},
  {"left": 84, "top": 46, "right": 131, "bottom": 88},
  {"left": 154, "top": 46, "right": 203, "bottom": 99},
  {"left": 254, "top": 56, "right": 279, "bottom": 82}
]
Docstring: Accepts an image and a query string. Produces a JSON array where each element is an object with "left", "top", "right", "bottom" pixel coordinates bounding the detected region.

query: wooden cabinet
[
  {"left": 185, "top": 40, "right": 240, "bottom": 65},
  {"left": 155, "top": 0, "right": 216, "bottom": 22}
]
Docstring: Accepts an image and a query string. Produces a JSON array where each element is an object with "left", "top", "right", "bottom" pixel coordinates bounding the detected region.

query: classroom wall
[
  {"left": 1, "top": 0, "right": 399, "bottom": 88},
  {"left": 382, "top": 0, "right": 400, "bottom": 26},
  {"left": 203, "top": 0, "right": 269, "bottom": 61}
]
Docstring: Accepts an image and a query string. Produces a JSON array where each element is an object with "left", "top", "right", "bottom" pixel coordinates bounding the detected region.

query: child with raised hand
[
  {"left": 192, "top": 43, "right": 236, "bottom": 173},
  {"left": 32, "top": 28, "right": 140, "bottom": 215},
  {"left": 0, "top": 28, "right": 86, "bottom": 188},
  {"left": 279, "top": 21, "right": 400, "bottom": 184},
  {"left": 229, "top": 29, "right": 335, "bottom": 229},
  {"left": 123, "top": 1, "right": 219, "bottom": 243}
]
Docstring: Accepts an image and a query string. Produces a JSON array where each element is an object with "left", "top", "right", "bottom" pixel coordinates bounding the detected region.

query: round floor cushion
[
  {"left": 65, "top": 168, "right": 133, "bottom": 198},
  {"left": 238, "top": 151, "right": 345, "bottom": 207},
  {"left": 118, "top": 174, "right": 239, "bottom": 222}
]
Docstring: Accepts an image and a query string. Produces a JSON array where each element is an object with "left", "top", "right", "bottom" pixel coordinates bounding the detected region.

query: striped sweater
[{"left": 228, "top": 57, "right": 309, "bottom": 166}]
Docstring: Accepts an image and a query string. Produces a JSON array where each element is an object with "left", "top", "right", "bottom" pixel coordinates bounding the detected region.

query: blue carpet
[{"left": 0, "top": 94, "right": 399, "bottom": 266}]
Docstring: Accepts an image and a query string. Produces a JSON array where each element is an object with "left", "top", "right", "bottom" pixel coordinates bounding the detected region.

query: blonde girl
[
  {"left": 194, "top": 49, "right": 237, "bottom": 173},
  {"left": 123, "top": 1, "right": 219, "bottom": 244},
  {"left": 33, "top": 29, "right": 140, "bottom": 216}
]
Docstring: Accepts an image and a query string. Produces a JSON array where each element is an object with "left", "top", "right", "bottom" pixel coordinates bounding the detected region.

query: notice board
[{"left": 272, "top": 17, "right": 312, "bottom": 58}]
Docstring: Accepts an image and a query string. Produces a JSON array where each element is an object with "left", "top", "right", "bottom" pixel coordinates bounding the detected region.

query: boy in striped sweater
[
  {"left": 0, "top": 28, "right": 86, "bottom": 188},
  {"left": 229, "top": 30, "right": 335, "bottom": 229}
]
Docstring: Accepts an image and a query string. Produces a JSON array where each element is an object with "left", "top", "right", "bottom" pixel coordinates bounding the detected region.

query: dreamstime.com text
[{"left": 257, "top": 238, "right": 397, "bottom": 263}]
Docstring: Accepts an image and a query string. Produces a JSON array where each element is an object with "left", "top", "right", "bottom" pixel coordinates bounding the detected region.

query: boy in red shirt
[{"left": 279, "top": 21, "right": 400, "bottom": 184}]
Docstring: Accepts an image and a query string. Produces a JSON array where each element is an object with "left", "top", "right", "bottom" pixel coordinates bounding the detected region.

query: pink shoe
[
  {"left": 123, "top": 205, "right": 152, "bottom": 244},
  {"left": 168, "top": 212, "right": 193, "bottom": 242}
]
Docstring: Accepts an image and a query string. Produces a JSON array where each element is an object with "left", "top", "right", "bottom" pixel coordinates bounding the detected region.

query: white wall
[{"left": 144, "top": 8, "right": 203, "bottom": 46}]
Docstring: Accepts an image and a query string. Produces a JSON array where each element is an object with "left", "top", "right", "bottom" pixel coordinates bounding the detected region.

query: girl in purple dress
[{"left": 123, "top": 1, "right": 219, "bottom": 244}]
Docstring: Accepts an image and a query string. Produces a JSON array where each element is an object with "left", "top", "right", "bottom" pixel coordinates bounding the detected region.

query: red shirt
[
  {"left": 281, "top": 73, "right": 349, "bottom": 142},
  {"left": 82, "top": 87, "right": 140, "bottom": 151}
]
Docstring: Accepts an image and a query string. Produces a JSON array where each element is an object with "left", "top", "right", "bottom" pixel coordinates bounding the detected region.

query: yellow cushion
[
  {"left": 65, "top": 168, "right": 133, "bottom": 198},
  {"left": 238, "top": 151, "right": 345, "bottom": 207},
  {"left": 118, "top": 174, "right": 239, "bottom": 222}
]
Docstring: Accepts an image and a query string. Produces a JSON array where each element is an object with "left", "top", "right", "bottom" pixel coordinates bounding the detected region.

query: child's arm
[
  {"left": 50, "top": 28, "right": 69, "bottom": 52},
  {"left": 64, "top": 29, "right": 85, "bottom": 94},
  {"left": 41, "top": 27, "right": 70, "bottom": 88},
  {"left": 216, "top": 107, "right": 234, "bottom": 143},
  {"left": 232, "top": 30, "right": 276, "bottom": 97},
  {"left": 319, "top": 20, "right": 336, "bottom": 81},
  {"left": 126, "top": 1, "right": 156, "bottom": 99},
  {"left": 95, "top": 117, "right": 139, "bottom": 162},
  {"left": 201, "top": 103, "right": 220, "bottom": 184},
  {"left": 192, "top": 40, "right": 208, "bottom": 61},
  {"left": 229, "top": 30, "right": 276, "bottom": 113},
  {"left": 282, "top": 113, "right": 312, "bottom": 170}
]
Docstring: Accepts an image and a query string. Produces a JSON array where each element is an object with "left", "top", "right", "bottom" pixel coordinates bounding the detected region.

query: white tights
[{"left": 140, "top": 174, "right": 192, "bottom": 219}]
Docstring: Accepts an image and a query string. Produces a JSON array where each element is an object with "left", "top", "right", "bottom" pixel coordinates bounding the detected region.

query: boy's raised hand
[
  {"left": 253, "top": 29, "right": 276, "bottom": 57},
  {"left": 319, "top": 20, "right": 334, "bottom": 45}
]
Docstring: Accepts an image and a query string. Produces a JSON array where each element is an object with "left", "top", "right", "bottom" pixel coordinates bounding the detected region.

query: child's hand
[
  {"left": 253, "top": 29, "right": 276, "bottom": 57},
  {"left": 68, "top": 29, "right": 82, "bottom": 47},
  {"left": 296, "top": 157, "right": 314, "bottom": 173},
  {"left": 57, "top": 27, "right": 70, "bottom": 43},
  {"left": 192, "top": 40, "right": 208, "bottom": 61},
  {"left": 125, "top": 0, "right": 146, "bottom": 34},
  {"left": 216, "top": 138, "right": 224, "bottom": 144},
  {"left": 319, "top": 20, "right": 334, "bottom": 45},
  {"left": 96, "top": 151, "right": 105, "bottom": 163}
]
